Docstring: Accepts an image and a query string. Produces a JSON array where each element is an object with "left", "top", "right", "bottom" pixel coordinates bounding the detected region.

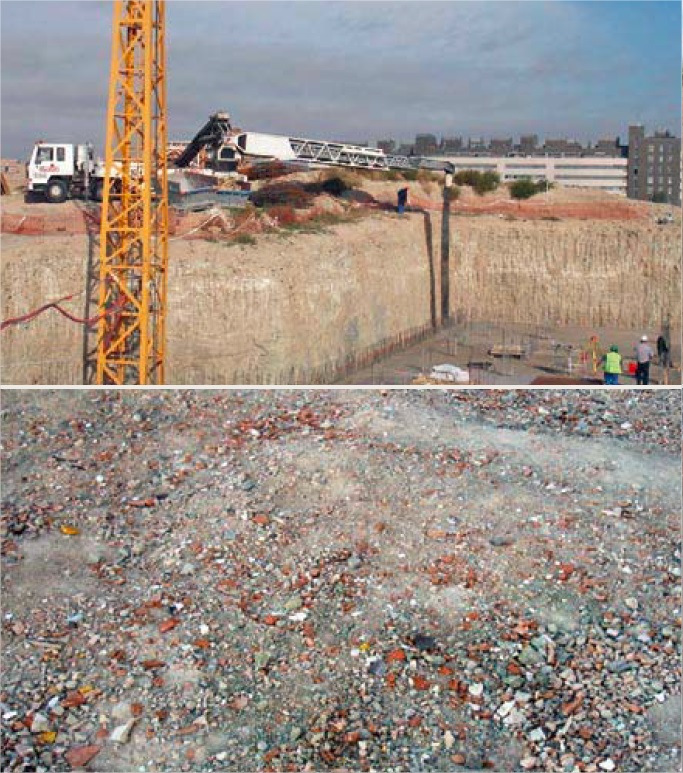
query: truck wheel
[{"left": 45, "top": 179, "right": 67, "bottom": 203}]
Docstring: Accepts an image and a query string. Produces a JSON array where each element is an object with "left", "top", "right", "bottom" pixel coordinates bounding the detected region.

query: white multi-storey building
[{"left": 434, "top": 155, "right": 628, "bottom": 195}]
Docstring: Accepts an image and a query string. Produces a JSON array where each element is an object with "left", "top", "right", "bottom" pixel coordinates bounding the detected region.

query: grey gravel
[{"left": 1, "top": 389, "right": 680, "bottom": 772}]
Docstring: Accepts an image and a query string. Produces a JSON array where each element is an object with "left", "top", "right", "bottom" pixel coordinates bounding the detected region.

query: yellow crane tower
[{"left": 96, "top": 0, "right": 168, "bottom": 385}]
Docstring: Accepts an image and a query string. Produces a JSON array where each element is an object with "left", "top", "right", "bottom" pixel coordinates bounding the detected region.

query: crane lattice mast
[{"left": 96, "top": 0, "right": 168, "bottom": 385}]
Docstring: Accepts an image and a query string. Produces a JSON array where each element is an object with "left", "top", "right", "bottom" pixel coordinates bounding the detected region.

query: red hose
[{"left": 2, "top": 294, "right": 124, "bottom": 332}]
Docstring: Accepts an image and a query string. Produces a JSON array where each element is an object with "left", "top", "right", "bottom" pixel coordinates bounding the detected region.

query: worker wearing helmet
[
  {"left": 634, "top": 335, "right": 654, "bottom": 386},
  {"left": 602, "top": 345, "right": 622, "bottom": 385}
]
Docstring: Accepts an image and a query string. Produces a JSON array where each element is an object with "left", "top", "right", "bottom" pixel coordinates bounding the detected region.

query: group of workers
[{"left": 603, "top": 335, "right": 670, "bottom": 385}]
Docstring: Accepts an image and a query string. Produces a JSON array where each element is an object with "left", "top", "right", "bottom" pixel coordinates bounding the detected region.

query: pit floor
[{"left": 336, "top": 322, "right": 681, "bottom": 386}]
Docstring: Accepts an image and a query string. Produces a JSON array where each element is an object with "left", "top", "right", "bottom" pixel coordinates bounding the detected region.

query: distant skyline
[{"left": 1, "top": 0, "right": 681, "bottom": 159}]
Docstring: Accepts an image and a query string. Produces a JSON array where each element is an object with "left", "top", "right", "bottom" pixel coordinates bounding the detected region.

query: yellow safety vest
[{"left": 604, "top": 351, "right": 622, "bottom": 374}]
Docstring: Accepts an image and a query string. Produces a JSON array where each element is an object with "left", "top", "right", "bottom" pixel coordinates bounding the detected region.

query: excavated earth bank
[{"left": 1, "top": 189, "right": 680, "bottom": 384}]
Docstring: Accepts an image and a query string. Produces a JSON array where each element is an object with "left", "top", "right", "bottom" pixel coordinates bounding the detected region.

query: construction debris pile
[{"left": 1, "top": 390, "right": 680, "bottom": 772}]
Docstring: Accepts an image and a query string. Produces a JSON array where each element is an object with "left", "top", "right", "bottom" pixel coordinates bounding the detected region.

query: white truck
[{"left": 26, "top": 142, "right": 108, "bottom": 203}]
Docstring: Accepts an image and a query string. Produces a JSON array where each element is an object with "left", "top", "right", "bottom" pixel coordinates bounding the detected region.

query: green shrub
[
  {"left": 250, "top": 182, "right": 314, "bottom": 208},
  {"left": 452, "top": 169, "right": 500, "bottom": 195},
  {"left": 321, "top": 168, "right": 363, "bottom": 188},
  {"left": 231, "top": 234, "right": 256, "bottom": 246},
  {"left": 319, "top": 176, "right": 350, "bottom": 197},
  {"left": 453, "top": 170, "right": 476, "bottom": 187},
  {"left": 509, "top": 178, "right": 547, "bottom": 200}
]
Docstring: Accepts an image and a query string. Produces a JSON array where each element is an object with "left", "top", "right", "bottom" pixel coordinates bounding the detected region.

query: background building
[
  {"left": 376, "top": 132, "right": 626, "bottom": 159},
  {"left": 591, "top": 137, "right": 623, "bottom": 157},
  {"left": 376, "top": 139, "right": 396, "bottom": 154},
  {"left": 414, "top": 133, "right": 439, "bottom": 155},
  {"left": 374, "top": 125, "right": 680, "bottom": 203},
  {"left": 489, "top": 137, "right": 514, "bottom": 155},
  {"left": 627, "top": 125, "right": 681, "bottom": 205},
  {"left": 437, "top": 155, "right": 628, "bottom": 195},
  {"left": 519, "top": 134, "right": 539, "bottom": 155}
]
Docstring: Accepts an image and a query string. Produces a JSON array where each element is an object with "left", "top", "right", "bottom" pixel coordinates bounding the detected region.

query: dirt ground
[
  {"left": 1, "top": 390, "right": 680, "bottom": 772},
  {"left": 1, "top": 177, "right": 678, "bottom": 238}
]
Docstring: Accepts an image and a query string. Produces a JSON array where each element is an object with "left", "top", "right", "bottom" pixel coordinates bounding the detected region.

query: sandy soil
[{"left": 2, "top": 174, "right": 679, "bottom": 237}]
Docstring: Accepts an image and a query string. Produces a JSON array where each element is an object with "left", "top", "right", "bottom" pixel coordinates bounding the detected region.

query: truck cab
[{"left": 27, "top": 142, "right": 94, "bottom": 202}]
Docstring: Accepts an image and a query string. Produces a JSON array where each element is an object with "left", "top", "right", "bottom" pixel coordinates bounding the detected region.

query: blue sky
[{"left": 1, "top": 1, "right": 681, "bottom": 159}]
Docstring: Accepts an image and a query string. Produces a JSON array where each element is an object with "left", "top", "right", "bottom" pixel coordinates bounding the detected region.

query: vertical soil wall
[{"left": 1, "top": 212, "right": 680, "bottom": 384}]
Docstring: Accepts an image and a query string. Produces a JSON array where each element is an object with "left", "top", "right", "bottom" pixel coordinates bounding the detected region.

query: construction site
[
  {"left": 2, "top": 167, "right": 680, "bottom": 385},
  {"left": 1, "top": 7, "right": 682, "bottom": 773},
  {"left": 1, "top": 1, "right": 681, "bottom": 386}
]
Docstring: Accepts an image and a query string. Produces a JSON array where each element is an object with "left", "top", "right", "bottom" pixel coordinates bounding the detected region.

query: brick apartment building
[{"left": 627, "top": 125, "right": 681, "bottom": 206}]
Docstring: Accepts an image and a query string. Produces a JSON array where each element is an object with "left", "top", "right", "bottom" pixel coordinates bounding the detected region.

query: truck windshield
[{"left": 36, "top": 147, "right": 54, "bottom": 163}]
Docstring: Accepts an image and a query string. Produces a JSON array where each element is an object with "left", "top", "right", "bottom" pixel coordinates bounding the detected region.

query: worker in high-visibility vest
[{"left": 602, "top": 344, "right": 622, "bottom": 385}]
